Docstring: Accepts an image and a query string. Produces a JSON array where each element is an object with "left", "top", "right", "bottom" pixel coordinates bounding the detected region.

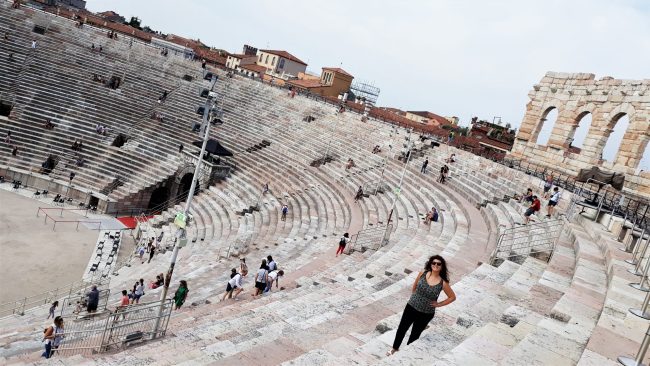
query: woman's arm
[
  {"left": 412, "top": 272, "right": 423, "bottom": 293},
  {"left": 432, "top": 281, "right": 456, "bottom": 307},
  {"left": 44, "top": 326, "right": 54, "bottom": 340}
]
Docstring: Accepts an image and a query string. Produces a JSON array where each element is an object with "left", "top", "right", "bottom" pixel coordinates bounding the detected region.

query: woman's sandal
[{"left": 386, "top": 349, "right": 398, "bottom": 356}]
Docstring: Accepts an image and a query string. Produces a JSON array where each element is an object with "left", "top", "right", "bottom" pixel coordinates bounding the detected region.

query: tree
[{"left": 127, "top": 16, "right": 141, "bottom": 29}]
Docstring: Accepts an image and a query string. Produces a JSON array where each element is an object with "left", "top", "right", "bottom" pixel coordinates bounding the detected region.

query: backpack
[{"left": 339, "top": 237, "right": 347, "bottom": 245}]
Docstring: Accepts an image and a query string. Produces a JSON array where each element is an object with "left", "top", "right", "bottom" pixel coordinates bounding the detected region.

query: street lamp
[
  {"left": 64, "top": 171, "right": 75, "bottom": 202},
  {"left": 386, "top": 128, "right": 413, "bottom": 231},
  {"left": 153, "top": 74, "right": 223, "bottom": 335},
  {"left": 376, "top": 126, "right": 397, "bottom": 195}
]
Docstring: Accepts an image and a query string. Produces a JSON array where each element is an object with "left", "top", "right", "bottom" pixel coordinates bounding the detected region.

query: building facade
[
  {"left": 225, "top": 54, "right": 257, "bottom": 69},
  {"left": 287, "top": 67, "right": 354, "bottom": 98},
  {"left": 256, "top": 49, "right": 307, "bottom": 79}
]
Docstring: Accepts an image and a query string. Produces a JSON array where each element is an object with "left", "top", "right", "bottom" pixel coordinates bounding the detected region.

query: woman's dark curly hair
[{"left": 424, "top": 255, "right": 449, "bottom": 283}]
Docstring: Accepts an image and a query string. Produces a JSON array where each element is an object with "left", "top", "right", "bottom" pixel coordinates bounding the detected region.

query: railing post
[
  {"left": 630, "top": 253, "right": 650, "bottom": 292},
  {"left": 618, "top": 323, "right": 649, "bottom": 366},
  {"left": 630, "top": 290, "right": 650, "bottom": 320}
]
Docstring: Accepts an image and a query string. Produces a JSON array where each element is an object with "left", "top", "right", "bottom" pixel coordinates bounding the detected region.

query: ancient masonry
[{"left": 510, "top": 72, "right": 650, "bottom": 197}]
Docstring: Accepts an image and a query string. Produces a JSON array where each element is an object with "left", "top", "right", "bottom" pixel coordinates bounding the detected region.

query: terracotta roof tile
[
  {"left": 287, "top": 79, "right": 322, "bottom": 88},
  {"left": 239, "top": 64, "right": 267, "bottom": 73},
  {"left": 322, "top": 67, "right": 353, "bottom": 78},
  {"left": 259, "top": 50, "right": 307, "bottom": 65}
]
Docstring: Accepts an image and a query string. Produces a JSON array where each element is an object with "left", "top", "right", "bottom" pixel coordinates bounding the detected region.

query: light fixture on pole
[
  {"left": 386, "top": 127, "right": 413, "bottom": 231},
  {"left": 153, "top": 74, "right": 222, "bottom": 336},
  {"left": 65, "top": 172, "right": 75, "bottom": 201}
]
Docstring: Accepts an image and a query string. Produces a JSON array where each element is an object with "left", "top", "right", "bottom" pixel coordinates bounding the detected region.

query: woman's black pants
[{"left": 392, "top": 303, "right": 435, "bottom": 350}]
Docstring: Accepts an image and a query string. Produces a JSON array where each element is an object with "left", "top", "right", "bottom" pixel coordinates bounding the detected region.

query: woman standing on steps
[
  {"left": 173, "top": 280, "right": 189, "bottom": 310},
  {"left": 387, "top": 255, "right": 456, "bottom": 356}
]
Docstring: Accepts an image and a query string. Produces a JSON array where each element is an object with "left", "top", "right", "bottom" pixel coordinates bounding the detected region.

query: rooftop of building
[{"left": 259, "top": 49, "right": 307, "bottom": 65}]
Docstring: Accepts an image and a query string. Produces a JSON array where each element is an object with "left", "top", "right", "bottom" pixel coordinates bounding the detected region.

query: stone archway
[{"left": 510, "top": 72, "right": 650, "bottom": 197}]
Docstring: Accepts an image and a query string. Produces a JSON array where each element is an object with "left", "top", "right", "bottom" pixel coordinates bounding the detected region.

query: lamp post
[
  {"left": 153, "top": 75, "right": 221, "bottom": 336},
  {"left": 64, "top": 172, "right": 75, "bottom": 201},
  {"left": 376, "top": 126, "right": 397, "bottom": 195},
  {"left": 386, "top": 128, "right": 413, "bottom": 231}
]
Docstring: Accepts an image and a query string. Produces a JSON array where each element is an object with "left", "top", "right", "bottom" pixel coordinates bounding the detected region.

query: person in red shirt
[
  {"left": 523, "top": 196, "right": 540, "bottom": 225},
  {"left": 117, "top": 290, "right": 130, "bottom": 319}
]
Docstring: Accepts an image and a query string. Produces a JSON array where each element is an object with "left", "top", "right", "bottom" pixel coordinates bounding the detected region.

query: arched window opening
[
  {"left": 570, "top": 112, "right": 591, "bottom": 148},
  {"left": 602, "top": 114, "right": 630, "bottom": 163},
  {"left": 536, "top": 107, "right": 558, "bottom": 146}
]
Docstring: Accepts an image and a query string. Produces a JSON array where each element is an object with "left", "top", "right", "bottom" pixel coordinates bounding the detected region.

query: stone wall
[{"left": 510, "top": 72, "right": 650, "bottom": 197}]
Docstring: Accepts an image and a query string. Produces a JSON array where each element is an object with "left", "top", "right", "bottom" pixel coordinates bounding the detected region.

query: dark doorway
[
  {"left": 178, "top": 173, "right": 198, "bottom": 200},
  {"left": 0, "top": 102, "right": 12, "bottom": 117},
  {"left": 88, "top": 195, "right": 99, "bottom": 208},
  {"left": 33, "top": 25, "right": 46, "bottom": 34},
  {"left": 111, "top": 133, "right": 129, "bottom": 147},
  {"left": 148, "top": 184, "right": 170, "bottom": 212}
]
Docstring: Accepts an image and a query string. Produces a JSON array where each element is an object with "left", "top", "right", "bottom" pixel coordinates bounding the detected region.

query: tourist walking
[
  {"left": 522, "top": 195, "right": 541, "bottom": 225},
  {"left": 335, "top": 233, "right": 350, "bottom": 257},
  {"left": 387, "top": 255, "right": 456, "bottom": 356},
  {"left": 354, "top": 186, "right": 364, "bottom": 202},
  {"left": 252, "top": 260, "right": 269, "bottom": 297},
  {"left": 542, "top": 175, "right": 553, "bottom": 199},
  {"left": 222, "top": 268, "right": 243, "bottom": 301},
  {"left": 41, "top": 316, "right": 64, "bottom": 359},
  {"left": 267, "top": 255, "right": 277, "bottom": 271},
  {"left": 265, "top": 269, "right": 284, "bottom": 293},
  {"left": 438, "top": 166, "right": 446, "bottom": 184},
  {"left": 138, "top": 245, "right": 146, "bottom": 263},
  {"left": 240, "top": 257, "right": 249, "bottom": 277},
  {"left": 148, "top": 245, "right": 156, "bottom": 263},
  {"left": 47, "top": 301, "right": 58, "bottom": 319},
  {"left": 420, "top": 158, "right": 429, "bottom": 174},
  {"left": 117, "top": 290, "right": 130, "bottom": 319},
  {"left": 86, "top": 285, "right": 99, "bottom": 313},
  {"left": 132, "top": 279, "right": 144, "bottom": 304},
  {"left": 546, "top": 187, "right": 560, "bottom": 218},
  {"left": 173, "top": 280, "right": 189, "bottom": 310},
  {"left": 281, "top": 204, "right": 288, "bottom": 221}
]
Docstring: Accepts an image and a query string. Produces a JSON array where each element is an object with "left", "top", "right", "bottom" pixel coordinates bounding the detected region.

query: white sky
[{"left": 86, "top": 0, "right": 650, "bottom": 169}]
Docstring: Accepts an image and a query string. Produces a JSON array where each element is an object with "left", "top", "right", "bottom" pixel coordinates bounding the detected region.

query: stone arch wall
[{"left": 510, "top": 72, "right": 650, "bottom": 197}]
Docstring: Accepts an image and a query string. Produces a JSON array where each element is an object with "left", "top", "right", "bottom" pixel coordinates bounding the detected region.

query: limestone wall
[{"left": 510, "top": 72, "right": 650, "bottom": 197}]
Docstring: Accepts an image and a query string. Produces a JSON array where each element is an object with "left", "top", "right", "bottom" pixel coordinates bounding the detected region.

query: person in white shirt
[
  {"left": 222, "top": 268, "right": 243, "bottom": 301},
  {"left": 31, "top": 40, "right": 37, "bottom": 49},
  {"left": 546, "top": 187, "right": 560, "bottom": 218},
  {"left": 264, "top": 270, "right": 284, "bottom": 293},
  {"left": 132, "top": 279, "right": 144, "bottom": 304},
  {"left": 267, "top": 255, "right": 277, "bottom": 271},
  {"left": 335, "top": 233, "right": 350, "bottom": 257}
]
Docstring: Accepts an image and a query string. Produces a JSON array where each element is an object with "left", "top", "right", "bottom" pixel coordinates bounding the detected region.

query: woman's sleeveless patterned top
[{"left": 408, "top": 272, "right": 444, "bottom": 314}]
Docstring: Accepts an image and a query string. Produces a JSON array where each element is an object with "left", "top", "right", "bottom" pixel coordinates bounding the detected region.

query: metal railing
[
  {"left": 346, "top": 224, "right": 394, "bottom": 254},
  {"left": 60, "top": 289, "right": 111, "bottom": 317},
  {"left": 490, "top": 219, "right": 564, "bottom": 264},
  {"left": 54, "top": 299, "right": 174, "bottom": 357},
  {"left": 0, "top": 276, "right": 109, "bottom": 318}
]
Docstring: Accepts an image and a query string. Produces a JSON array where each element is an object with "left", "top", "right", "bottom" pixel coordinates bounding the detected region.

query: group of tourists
[
  {"left": 518, "top": 176, "right": 561, "bottom": 224},
  {"left": 221, "top": 256, "right": 285, "bottom": 301}
]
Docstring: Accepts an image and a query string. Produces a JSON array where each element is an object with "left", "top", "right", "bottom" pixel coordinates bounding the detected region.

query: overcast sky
[{"left": 86, "top": 0, "right": 650, "bottom": 169}]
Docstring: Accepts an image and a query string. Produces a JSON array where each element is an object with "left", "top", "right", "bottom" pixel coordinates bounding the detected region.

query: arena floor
[{"left": 0, "top": 189, "right": 98, "bottom": 303}]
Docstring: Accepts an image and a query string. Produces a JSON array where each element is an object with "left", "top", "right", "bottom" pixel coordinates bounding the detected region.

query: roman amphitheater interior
[{"left": 0, "top": 2, "right": 649, "bottom": 365}]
